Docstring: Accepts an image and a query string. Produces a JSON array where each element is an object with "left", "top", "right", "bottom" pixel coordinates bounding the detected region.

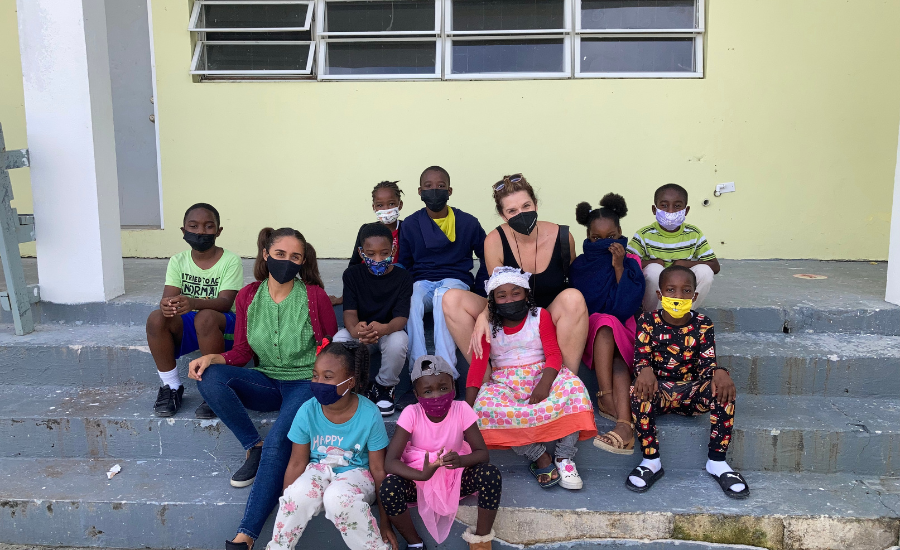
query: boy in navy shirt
[{"left": 398, "top": 166, "right": 488, "bottom": 376}]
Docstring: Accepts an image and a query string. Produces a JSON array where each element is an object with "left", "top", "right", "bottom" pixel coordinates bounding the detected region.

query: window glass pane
[
  {"left": 202, "top": 43, "right": 312, "bottom": 71},
  {"left": 206, "top": 30, "right": 311, "bottom": 41},
  {"left": 452, "top": 39, "right": 564, "bottom": 73},
  {"left": 201, "top": 3, "right": 310, "bottom": 29},
  {"left": 580, "top": 37, "right": 694, "bottom": 72},
  {"left": 325, "top": 41, "right": 436, "bottom": 74},
  {"left": 452, "top": 0, "right": 564, "bottom": 31},
  {"left": 580, "top": 0, "right": 695, "bottom": 29},
  {"left": 326, "top": 1, "right": 435, "bottom": 32}
]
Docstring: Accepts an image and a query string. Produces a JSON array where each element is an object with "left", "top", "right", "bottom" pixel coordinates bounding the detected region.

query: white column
[
  {"left": 888, "top": 120, "right": 900, "bottom": 305},
  {"left": 16, "top": 0, "right": 124, "bottom": 303}
]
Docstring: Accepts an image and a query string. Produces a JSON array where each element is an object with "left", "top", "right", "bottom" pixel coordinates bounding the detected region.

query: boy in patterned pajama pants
[{"left": 625, "top": 265, "right": 749, "bottom": 499}]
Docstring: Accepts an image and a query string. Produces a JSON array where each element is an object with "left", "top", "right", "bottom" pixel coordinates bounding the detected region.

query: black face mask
[
  {"left": 420, "top": 189, "right": 450, "bottom": 213},
  {"left": 507, "top": 211, "right": 538, "bottom": 236},
  {"left": 266, "top": 256, "right": 302, "bottom": 284},
  {"left": 183, "top": 231, "right": 217, "bottom": 252},
  {"left": 495, "top": 299, "right": 530, "bottom": 322}
]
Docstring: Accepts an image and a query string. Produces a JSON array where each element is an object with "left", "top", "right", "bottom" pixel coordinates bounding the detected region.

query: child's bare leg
[
  {"left": 386, "top": 510, "right": 422, "bottom": 545},
  {"left": 611, "top": 356, "right": 633, "bottom": 441},
  {"left": 592, "top": 327, "right": 616, "bottom": 415},
  {"left": 193, "top": 309, "right": 227, "bottom": 354},
  {"left": 476, "top": 508, "right": 498, "bottom": 537},
  {"left": 146, "top": 310, "right": 182, "bottom": 373}
]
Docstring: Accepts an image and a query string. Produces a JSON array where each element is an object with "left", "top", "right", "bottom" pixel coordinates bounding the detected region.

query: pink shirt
[{"left": 396, "top": 400, "right": 478, "bottom": 455}]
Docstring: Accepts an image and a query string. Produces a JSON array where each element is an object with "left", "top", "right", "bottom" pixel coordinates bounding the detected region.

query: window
[
  {"left": 575, "top": 0, "right": 703, "bottom": 77},
  {"left": 188, "top": 0, "right": 703, "bottom": 80},
  {"left": 317, "top": 0, "right": 441, "bottom": 79}
]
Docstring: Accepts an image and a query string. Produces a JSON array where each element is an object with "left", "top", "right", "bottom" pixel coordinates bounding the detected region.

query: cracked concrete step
[
  {"left": 4, "top": 325, "right": 899, "bottom": 399},
  {"left": 3, "top": 385, "right": 899, "bottom": 476},
  {"left": 1, "top": 458, "right": 898, "bottom": 550}
]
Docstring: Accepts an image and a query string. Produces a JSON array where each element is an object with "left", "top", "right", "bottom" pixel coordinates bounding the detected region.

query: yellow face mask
[{"left": 660, "top": 296, "right": 692, "bottom": 318}]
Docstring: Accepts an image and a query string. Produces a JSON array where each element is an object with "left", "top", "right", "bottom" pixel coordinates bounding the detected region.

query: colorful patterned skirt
[{"left": 474, "top": 361, "right": 597, "bottom": 449}]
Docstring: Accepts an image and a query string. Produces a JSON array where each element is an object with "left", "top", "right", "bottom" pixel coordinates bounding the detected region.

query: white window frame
[
  {"left": 316, "top": 0, "right": 442, "bottom": 80},
  {"left": 574, "top": 0, "right": 704, "bottom": 78},
  {"left": 444, "top": 0, "right": 572, "bottom": 80},
  {"left": 190, "top": 40, "right": 317, "bottom": 75},
  {"left": 189, "top": 0, "right": 315, "bottom": 33}
]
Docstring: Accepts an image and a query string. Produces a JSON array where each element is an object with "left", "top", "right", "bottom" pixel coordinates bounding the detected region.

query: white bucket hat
[{"left": 485, "top": 266, "right": 532, "bottom": 295}]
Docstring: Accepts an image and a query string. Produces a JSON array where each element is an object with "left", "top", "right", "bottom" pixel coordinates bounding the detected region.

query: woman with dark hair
[
  {"left": 442, "top": 174, "right": 589, "bottom": 376},
  {"left": 188, "top": 227, "right": 337, "bottom": 550}
]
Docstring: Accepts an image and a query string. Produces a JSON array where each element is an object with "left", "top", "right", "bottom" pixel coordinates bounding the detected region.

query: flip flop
[
  {"left": 529, "top": 461, "right": 560, "bottom": 489},
  {"left": 709, "top": 471, "right": 750, "bottom": 499},
  {"left": 625, "top": 466, "right": 665, "bottom": 493}
]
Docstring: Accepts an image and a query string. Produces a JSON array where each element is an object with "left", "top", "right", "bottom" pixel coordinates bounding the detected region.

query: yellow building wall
[
  {"left": 0, "top": 0, "right": 35, "bottom": 256},
  {"left": 3, "top": 0, "right": 900, "bottom": 260}
]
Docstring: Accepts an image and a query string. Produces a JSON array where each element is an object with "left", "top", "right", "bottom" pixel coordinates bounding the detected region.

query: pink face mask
[{"left": 418, "top": 391, "right": 455, "bottom": 417}]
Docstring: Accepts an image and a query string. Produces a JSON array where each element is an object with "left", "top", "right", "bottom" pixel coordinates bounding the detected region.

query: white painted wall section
[
  {"left": 16, "top": 0, "right": 124, "bottom": 303},
  {"left": 887, "top": 119, "right": 900, "bottom": 305}
]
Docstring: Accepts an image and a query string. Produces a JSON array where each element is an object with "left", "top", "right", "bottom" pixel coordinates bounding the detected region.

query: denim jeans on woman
[{"left": 197, "top": 363, "right": 313, "bottom": 540}]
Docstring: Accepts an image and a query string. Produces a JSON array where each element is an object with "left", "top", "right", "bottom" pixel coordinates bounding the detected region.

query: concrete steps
[
  {"left": 3, "top": 324, "right": 899, "bottom": 398},
  {"left": 3, "top": 384, "right": 899, "bottom": 475},
  {"left": 2, "top": 458, "right": 897, "bottom": 550},
  {"left": 3, "top": 259, "right": 900, "bottom": 549}
]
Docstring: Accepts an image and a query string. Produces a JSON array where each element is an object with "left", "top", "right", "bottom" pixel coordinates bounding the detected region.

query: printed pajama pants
[
  {"left": 631, "top": 378, "right": 735, "bottom": 461},
  {"left": 379, "top": 463, "right": 503, "bottom": 516},
  {"left": 266, "top": 463, "right": 390, "bottom": 550}
]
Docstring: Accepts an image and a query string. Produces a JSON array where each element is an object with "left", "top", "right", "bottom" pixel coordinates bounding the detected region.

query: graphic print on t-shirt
[
  {"left": 181, "top": 273, "right": 221, "bottom": 298},
  {"left": 311, "top": 434, "right": 362, "bottom": 467}
]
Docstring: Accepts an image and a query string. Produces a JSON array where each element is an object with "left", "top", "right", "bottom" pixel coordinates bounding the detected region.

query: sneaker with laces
[
  {"left": 153, "top": 385, "right": 184, "bottom": 417},
  {"left": 368, "top": 382, "right": 395, "bottom": 416},
  {"left": 231, "top": 445, "right": 263, "bottom": 488}
]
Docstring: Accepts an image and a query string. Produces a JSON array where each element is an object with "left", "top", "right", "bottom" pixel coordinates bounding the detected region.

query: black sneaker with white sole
[
  {"left": 366, "top": 382, "right": 396, "bottom": 417},
  {"left": 231, "top": 445, "right": 263, "bottom": 488},
  {"left": 153, "top": 385, "right": 184, "bottom": 417}
]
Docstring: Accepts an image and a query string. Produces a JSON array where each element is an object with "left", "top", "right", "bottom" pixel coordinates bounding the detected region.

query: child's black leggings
[
  {"left": 379, "top": 462, "right": 502, "bottom": 517},
  {"left": 631, "top": 377, "right": 735, "bottom": 461}
]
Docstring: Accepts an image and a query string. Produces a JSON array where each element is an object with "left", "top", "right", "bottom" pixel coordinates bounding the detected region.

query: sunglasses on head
[{"left": 494, "top": 173, "right": 523, "bottom": 192}]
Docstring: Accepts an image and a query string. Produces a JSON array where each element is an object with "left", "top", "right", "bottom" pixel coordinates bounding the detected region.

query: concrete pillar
[
  {"left": 16, "top": 0, "right": 125, "bottom": 303},
  {"left": 888, "top": 120, "right": 900, "bottom": 305}
]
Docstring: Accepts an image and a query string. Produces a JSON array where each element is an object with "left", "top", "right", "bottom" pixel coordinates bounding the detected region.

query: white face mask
[
  {"left": 375, "top": 207, "right": 400, "bottom": 225},
  {"left": 656, "top": 208, "right": 686, "bottom": 231}
]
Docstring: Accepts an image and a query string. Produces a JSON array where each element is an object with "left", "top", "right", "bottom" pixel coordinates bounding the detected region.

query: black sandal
[
  {"left": 625, "top": 466, "right": 665, "bottom": 493},
  {"left": 710, "top": 471, "right": 750, "bottom": 499}
]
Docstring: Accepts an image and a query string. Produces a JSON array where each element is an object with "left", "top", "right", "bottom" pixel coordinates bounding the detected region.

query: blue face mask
[
  {"left": 310, "top": 377, "right": 352, "bottom": 406},
  {"left": 358, "top": 247, "right": 392, "bottom": 276},
  {"left": 584, "top": 237, "right": 628, "bottom": 254}
]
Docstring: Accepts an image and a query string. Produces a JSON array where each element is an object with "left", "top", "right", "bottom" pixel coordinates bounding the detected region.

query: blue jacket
[
  {"left": 398, "top": 207, "right": 488, "bottom": 295},
  {"left": 570, "top": 237, "right": 645, "bottom": 324}
]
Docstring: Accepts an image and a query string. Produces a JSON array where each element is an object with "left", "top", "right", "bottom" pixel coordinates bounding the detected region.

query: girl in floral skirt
[
  {"left": 266, "top": 341, "right": 397, "bottom": 550},
  {"left": 465, "top": 267, "right": 597, "bottom": 490}
]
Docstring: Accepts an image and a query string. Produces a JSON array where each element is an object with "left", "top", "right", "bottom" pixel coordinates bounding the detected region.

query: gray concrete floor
[{"left": 0, "top": 258, "right": 895, "bottom": 311}]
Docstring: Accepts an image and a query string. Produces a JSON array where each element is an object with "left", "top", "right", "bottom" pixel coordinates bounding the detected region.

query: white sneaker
[{"left": 555, "top": 458, "right": 583, "bottom": 490}]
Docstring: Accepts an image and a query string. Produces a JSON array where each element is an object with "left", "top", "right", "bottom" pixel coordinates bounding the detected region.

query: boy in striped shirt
[{"left": 628, "top": 184, "right": 720, "bottom": 312}]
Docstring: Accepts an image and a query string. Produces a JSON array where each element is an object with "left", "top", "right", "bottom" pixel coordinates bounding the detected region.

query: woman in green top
[{"left": 188, "top": 227, "right": 338, "bottom": 550}]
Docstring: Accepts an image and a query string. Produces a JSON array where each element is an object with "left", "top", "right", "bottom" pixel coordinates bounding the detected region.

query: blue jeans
[
  {"left": 196, "top": 364, "right": 313, "bottom": 540},
  {"left": 407, "top": 278, "right": 469, "bottom": 375}
]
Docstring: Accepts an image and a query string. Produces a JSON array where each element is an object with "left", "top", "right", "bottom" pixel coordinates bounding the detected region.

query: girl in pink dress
[
  {"left": 570, "top": 193, "right": 646, "bottom": 454},
  {"left": 380, "top": 355, "right": 500, "bottom": 550}
]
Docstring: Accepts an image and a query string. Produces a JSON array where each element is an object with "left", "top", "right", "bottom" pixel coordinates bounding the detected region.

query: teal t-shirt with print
[{"left": 288, "top": 396, "right": 389, "bottom": 473}]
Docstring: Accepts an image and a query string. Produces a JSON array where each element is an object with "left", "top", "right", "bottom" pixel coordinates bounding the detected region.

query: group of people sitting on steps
[{"left": 144, "top": 167, "right": 749, "bottom": 550}]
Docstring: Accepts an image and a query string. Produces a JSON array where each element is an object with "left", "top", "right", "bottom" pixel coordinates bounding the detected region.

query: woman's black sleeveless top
[{"left": 496, "top": 225, "right": 568, "bottom": 309}]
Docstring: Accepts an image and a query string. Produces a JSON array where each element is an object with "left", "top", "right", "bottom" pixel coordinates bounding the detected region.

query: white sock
[
  {"left": 628, "top": 458, "right": 661, "bottom": 488},
  {"left": 158, "top": 369, "right": 182, "bottom": 390},
  {"left": 706, "top": 459, "right": 746, "bottom": 492}
]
